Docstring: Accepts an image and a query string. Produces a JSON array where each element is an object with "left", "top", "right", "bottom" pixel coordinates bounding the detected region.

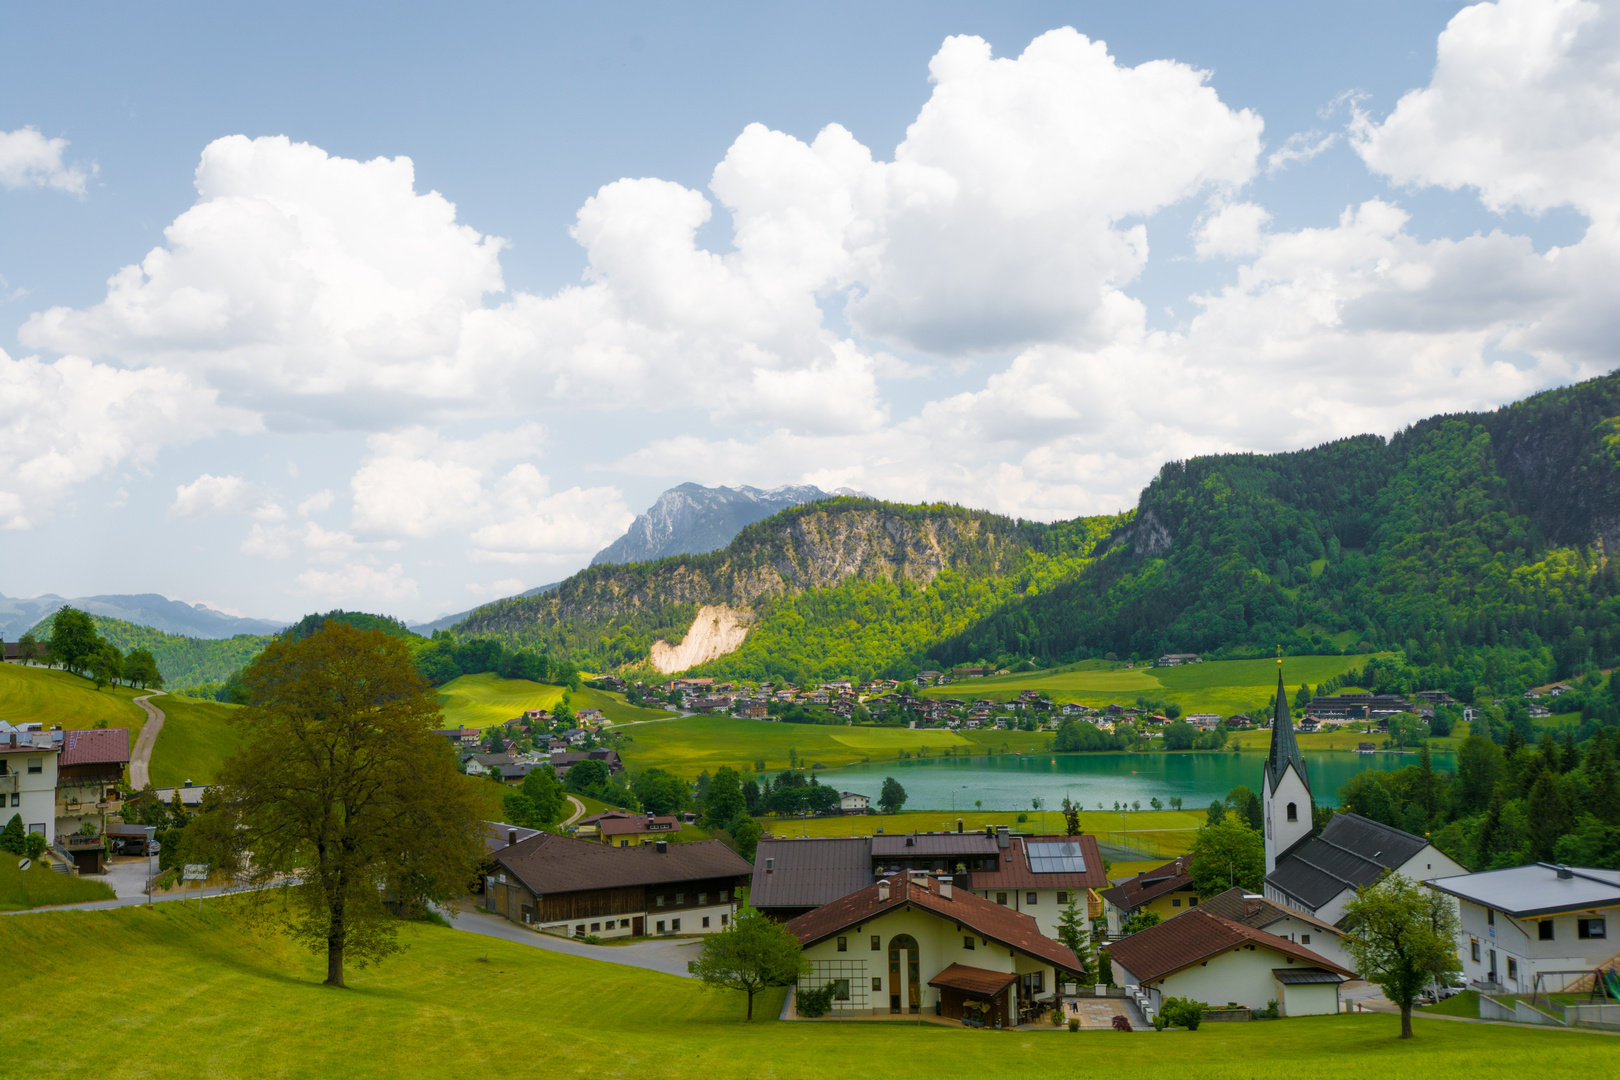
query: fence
[{"left": 1097, "top": 833, "right": 1165, "bottom": 861}]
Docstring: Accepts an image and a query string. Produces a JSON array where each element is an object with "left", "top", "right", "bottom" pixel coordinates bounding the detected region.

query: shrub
[
  {"left": 1068, "top": 1018, "right": 1080, "bottom": 1032},
  {"left": 1050, "top": 1006, "right": 1066, "bottom": 1027},
  {"left": 1111, "top": 1014, "right": 1133, "bottom": 1031},
  {"left": 797, "top": 983, "right": 836, "bottom": 1018},
  {"left": 22, "top": 832, "right": 47, "bottom": 860},
  {"left": 1161, "top": 996, "right": 1205, "bottom": 1030}
]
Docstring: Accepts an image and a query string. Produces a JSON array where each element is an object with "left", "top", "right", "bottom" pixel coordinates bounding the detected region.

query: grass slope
[
  {"left": 2, "top": 904, "right": 1611, "bottom": 1080},
  {"left": 0, "top": 662, "right": 146, "bottom": 729},
  {"left": 437, "top": 674, "right": 675, "bottom": 730},
  {"left": 764, "top": 808, "right": 1203, "bottom": 846},
  {"left": 0, "top": 859, "right": 117, "bottom": 910},
  {"left": 147, "top": 694, "right": 246, "bottom": 788},
  {"left": 618, "top": 716, "right": 980, "bottom": 778},
  {"left": 922, "top": 655, "right": 1374, "bottom": 717}
]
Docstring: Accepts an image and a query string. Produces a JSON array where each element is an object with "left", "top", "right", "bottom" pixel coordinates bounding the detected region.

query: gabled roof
[
  {"left": 484, "top": 820, "right": 542, "bottom": 855},
  {"left": 1264, "top": 812, "right": 1432, "bottom": 910},
  {"left": 1265, "top": 667, "right": 1308, "bottom": 793},
  {"left": 785, "top": 874, "right": 1082, "bottom": 974},
  {"left": 1194, "top": 886, "right": 1344, "bottom": 937},
  {"left": 493, "top": 833, "right": 751, "bottom": 895},
  {"left": 969, "top": 835, "right": 1108, "bottom": 891},
  {"left": 596, "top": 815, "right": 682, "bottom": 837},
  {"left": 1106, "top": 908, "right": 1353, "bottom": 984},
  {"left": 1427, "top": 863, "right": 1620, "bottom": 918},
  {"left": 928, "top": 963, "right": 1019, "bottom": 998},
  {"left": 751, "top": 836, "right": 874, "bottom": 910},
  {"left": 871, "top": 832, "right": 999, "bottom": 858},
  {"left": 60, "top": 728, "right": 130, "bottom": 766},
  {"left": 1097, "top": 856, "right": 1194, "bottom": 911}
]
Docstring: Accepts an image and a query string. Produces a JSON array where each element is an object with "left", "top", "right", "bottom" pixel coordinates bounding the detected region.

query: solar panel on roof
[{"left": 1026, "top": 841, "right": 1087, "bottom": 873}]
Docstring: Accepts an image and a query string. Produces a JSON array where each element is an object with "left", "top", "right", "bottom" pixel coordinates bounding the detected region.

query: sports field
[
  {"left": 1, "top": 903, "right": 1610, "bottom": 1080},
  {"left": 147, "top": 693, "right": 246, "bottom": 787},
  {"left": 0, "top": 662, "right": 147, "bottom": 728},
  {"left": 921, "top": 655, "right": 1377, "bottom": 717},
  {"left": 760, "top": 807, "right": 1204, "bottom": 846},
  {"left": 437, "top": 673, "right": 675, "bottom": 730}
]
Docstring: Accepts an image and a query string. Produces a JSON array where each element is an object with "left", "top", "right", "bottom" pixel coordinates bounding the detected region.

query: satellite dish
[{"left": 18, "top": 859, "right": 31, "bottom": 871}]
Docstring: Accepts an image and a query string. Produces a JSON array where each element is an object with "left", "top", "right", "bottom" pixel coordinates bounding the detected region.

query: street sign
[
  {"left": 17, "top": 858, "right": 30, "bottom": 871},
  {"left": 182, "top": 862, "right": 209, "bottom": 882}
]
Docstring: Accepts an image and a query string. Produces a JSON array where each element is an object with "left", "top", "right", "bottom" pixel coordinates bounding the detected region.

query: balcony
[
  {"left": 62, "top": 832, "right": 106, "bottom": 850},
  {"left": 0, "top": 774, "right": 16, "bottom": 794}
]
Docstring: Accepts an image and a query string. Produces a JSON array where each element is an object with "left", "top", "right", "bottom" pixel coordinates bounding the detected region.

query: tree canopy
[
  {"left": 686, "top": 911, "right": 809, "bottom": 1019},
  {"left": 1343, "top": 873, "right": 1462, "bottom": 1038}
]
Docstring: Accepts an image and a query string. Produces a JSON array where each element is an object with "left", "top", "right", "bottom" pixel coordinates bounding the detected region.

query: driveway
[
  {"left": 104, "top": 854, "right": 160, "bottom": 899},
  {"left": 129, "top": 692, "right": 167, "bottom": 788},
  {"left": 441, "top": 901, "right": 703, "bottom": 978}
]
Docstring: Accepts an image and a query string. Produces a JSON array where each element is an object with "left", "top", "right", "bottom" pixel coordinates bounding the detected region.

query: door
[
  {"left": 632, "top": 916, "right": 644, "bottom": 936},
  {"left": 1488, "top": 949, "right": 1497, "bottom": 984},
  {"left": 889, "top": 935, "right": 920, "bottom": 1014}
]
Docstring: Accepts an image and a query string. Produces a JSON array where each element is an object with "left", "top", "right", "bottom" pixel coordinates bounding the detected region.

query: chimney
[
  {"left": 1556, "top": 865, "right": 1574, "bottom": 879},
  {"left": 508, "top": 829, "right": 517, "bottom": 847},
  {"left": 996, "top": 826, "right": 1009, "bottom": 849},
  {"left": 877, "top": 880, "right": 890, "bottom": 902},
  {"left": 939, "top": 876, "right": 953, "bottom": 900},
  {"left": 1137, "top": 870, "right": 1145, "bottom": 884},
  {"left": 656, "top": 840, "right": 668, "bottom": 853},
  {"left": 956, "top": 819, "right": 963, "bottom": 834}
]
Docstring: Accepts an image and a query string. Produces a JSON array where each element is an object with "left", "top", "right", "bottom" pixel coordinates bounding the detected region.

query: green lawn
[
  {"left": 0, "top": 662, "right": 147, "bottom": 729},
  {"left": 1422, "top": 991, "right": 1479, "bottom": 1018},
  {"left": 1, "top": 903, "right": 1612, "bottom": 1079},
  {"left": 0, "top": 859, "right": 117, "bottom": 910},
  {"left": 619, "top": 716, "right": 980, "bottom": 778},
  {"left": 147, "top": 693, "right": 246, "bottom": 787},
  {"left": 437, "top": 674, "right": 674, "bottom": 730},
  {"left": 763, "top": 808, "right": 1204, "bottom": 842},
  {"left": 922, "top": 655, "right": 1379, "bottom": 718}
]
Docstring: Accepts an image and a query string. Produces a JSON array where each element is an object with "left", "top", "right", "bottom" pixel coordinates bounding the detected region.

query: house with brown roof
[
  {"left": 1098, "top": 856, "right": 1202, "bottom": 936},
  {"left": 1194, "top": 886, "right": 1350, "bottom": 971},
  {"left": 55, "top": 728, "right": 130, "bottom": 873},
  {"left": 785, "top": 872, "right": 1082, "bottom": 1024},
  {"left": 1107, "top": 907, "right": 1354, "bottom": 1019},
  {"left": 486, "top": 831, "right": 751, "bottom": 939},
  {"left": 576, "top": 811, "right": 683, "bottom": 847}
]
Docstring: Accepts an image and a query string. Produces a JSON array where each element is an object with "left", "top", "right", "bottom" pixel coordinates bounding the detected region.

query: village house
[
  {"left": 576, "top": 811, "right": 684, "bottom": 847},
  {"left": 1185, "top": 713, "right": 1222, "bottom": 730},
  {"left": 432, "top": 726, "right": 482, "bottom": 749},
  {"left": 1155, "top": 653, "right": 1203, "bottom": 666},
  {"left": 1194, "top": 886, "right": 1351, "bottom": 971},
  {"left": 786, "top": 873, "right": 1082, "bottom": 1024},
  {"left": 548, "top": 749, "right": 624, "bottom": 779},
  {"left": 464, "top": 752, "right": 516, "bottom": 777},
  {"left": 1428, "top": 862, "right": 1620, "bottom": 995},
  {"left": 1099, "top": 856, "right": 1202, "bottom": 936},
  {"left": 0, "top": 729, "right": 60, "bottom": 844},
  {"left": 485, "top": 831, "right": 751, "bottom": 938},
  {"left": 838, "top": 791, "right": 870, "bottom": 814},
  {"left": 1108, "top": 908, "right": 1354, "bottom": 1018},
  {"left": 54, "top": 728, "right": 129, "bottom": 874}
]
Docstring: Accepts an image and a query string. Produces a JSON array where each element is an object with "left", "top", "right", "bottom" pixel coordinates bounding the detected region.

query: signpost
[{"left": 183, "top": 862, "right": 209, "bottom": 911}]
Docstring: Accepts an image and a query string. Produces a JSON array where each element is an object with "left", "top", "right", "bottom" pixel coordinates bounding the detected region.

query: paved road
[
  {"left": 129, "top": 691, "right": 168, "bottom": 788},
  {"left": 441, "top": 902, "right": 702, "bottom": 977},
  {"left": 0, "top": 879, "right": 268, "bottom": 915},
  {"left": 561, "top": 795, "right": 586, "bottom": 827}
]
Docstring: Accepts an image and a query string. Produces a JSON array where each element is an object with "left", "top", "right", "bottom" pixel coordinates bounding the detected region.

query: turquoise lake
[{"left": 812, "top": 750, "right": 1449, "bottom": 815}]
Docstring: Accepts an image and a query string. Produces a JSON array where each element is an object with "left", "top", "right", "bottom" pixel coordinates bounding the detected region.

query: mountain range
[
  {"left": 0, "top": 592, "right": 288, "bottom": 643},
  {"left": 590, "top": 483, "right": 866, "bottom": 566}
]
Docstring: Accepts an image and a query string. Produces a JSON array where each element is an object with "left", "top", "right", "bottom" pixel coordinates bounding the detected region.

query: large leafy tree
[
  {"left": 1188, "top": 818, "right": 1265, "bottom": 897},
  {"left": 703, "top": 766, "right": 747, "bottom": 830},
  {"left": 48, "top": 607, "right": 103, "bottom": 674},
  {"left": 687, "top": 911, "right": 809, "bottom": 1019},
  {"left": 195, "top": 620, "right": 487, "bottom": 988},
  {"left": 878, "top": 776, "right": 907, "bottom": 814},
  {"left": 122, "top": 647, "right": 164, "bottom": 690},
  {"left": 1343, "top": 873, "right": 1462, "bottom": 1038}
]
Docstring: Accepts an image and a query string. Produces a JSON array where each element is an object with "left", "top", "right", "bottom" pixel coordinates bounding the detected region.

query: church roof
[
  {"left": 1264, "top": 812, "right": 1431, "bottom": 913},
  {"left": 1265, "top": 667, "right": 1308, "bottom": 793}
]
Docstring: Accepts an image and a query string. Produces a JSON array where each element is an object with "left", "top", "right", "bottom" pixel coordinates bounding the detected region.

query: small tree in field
[
  {"left": 1342, "top": 873, "right": 1461, "bottom": 1038},
  {"left": 878, "top": 776, "right": 906, "bottom": 814},
  {"left": 194, "top": 621, "right": 487, "bottom": 988},
  {"left": 687, "top": 911, "right": 809, "bottom": 1019}
]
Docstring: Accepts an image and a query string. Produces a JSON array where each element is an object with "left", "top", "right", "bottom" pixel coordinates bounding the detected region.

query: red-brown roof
[
  {"left": 970, "top": 835, "right": 1108, "bottom": 891},
  {"left": 928, "top": 963, "right": 1019, "bottom": 998},
  {"left": 1097, "top": 856, "right": 1194, "bottom": 911},
  {"left": 60, "top": 728, "right": 130, "bottom": 766},
  {"left": 596, "top": 815, "right": 682, "bottom": 837},
  {"left": 785, "top": 874, "right": 1083, "bottom": 974},
  {"left": 1106, "top": 908, "right": 1354, "bottom": 984}
]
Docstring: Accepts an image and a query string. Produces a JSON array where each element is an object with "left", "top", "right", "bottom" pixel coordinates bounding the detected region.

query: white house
[
  {"left": 1109, "top": 907, "right": 1354, "bottom": 1018},
  {"left": 1195, "top": 886, "right": 1352, "bottom": 972},
  {"left": 1428, "top": 863, "right": 1620, "bottom": 995},
  {"left": 838, "top": 791, "right": 870, "bottom": 814},
  {"left": 0, "top": 729, "right": 60, "bottom": 842}
]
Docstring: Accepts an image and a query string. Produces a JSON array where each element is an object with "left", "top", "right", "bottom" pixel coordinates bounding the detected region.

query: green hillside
[
  {"left": 86, "top": 616, "right": 273, "bottom": 687},
  {"left": 3, "top": 903, "right": 1605, "bottom": 1079},
  {"left": 148, "top": 693, "right": 245, "bottom": 787},
  {"left": 436, "top": 673, "right": 675, "bottom": 730},
  {"left": 0, "top": 661, "right": 146, "bottom": 729}
]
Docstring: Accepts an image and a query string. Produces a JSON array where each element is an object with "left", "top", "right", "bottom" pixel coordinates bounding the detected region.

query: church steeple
[
  {"left": 1262, "top": 655, "right": 1314, "bottom": 879},
  {"left": 1265, "top": 661, "right": 1308, "bottom": 795}
]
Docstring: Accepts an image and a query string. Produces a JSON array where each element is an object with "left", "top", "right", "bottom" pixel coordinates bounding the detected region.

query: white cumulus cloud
[
  {"left": 0, "top": 126, "right": 92, "bottom": 194},
  {"left": 170, "top": 473, "right": 285, "bottom": 521}
]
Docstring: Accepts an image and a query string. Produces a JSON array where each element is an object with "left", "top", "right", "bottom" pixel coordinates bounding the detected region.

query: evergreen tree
[
  {"left": 1475, "top": 788, "right": 1507, "bottom": 869},
  {"left": 1055, "top": 897, "right": 1092, "bottom": 980},
  {"left": 0, "top": 813, "right": 25, "bottom": 855},
  {"left": 1527, "top": 771, "right": 1573, "bottom": 862},
  {"left": 1413, "top": 745, "right": 1440, "bottom": 820}
]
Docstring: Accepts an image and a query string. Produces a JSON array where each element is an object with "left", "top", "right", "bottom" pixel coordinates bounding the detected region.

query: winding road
[
  {"left": 561, "top": 794, "right": 587, "bottom": 827},
  {"left": 129, "top": 691, "right": 167, "bottom": 789}
]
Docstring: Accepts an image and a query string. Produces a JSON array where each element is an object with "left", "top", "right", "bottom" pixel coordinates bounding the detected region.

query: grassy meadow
[
  {"left": 617, "top": 715, "right": 982, "bottom": 778},
  {"left": 921, "top": 655, "right": 1378, "bottom": 717},
  {"left": 1, "top": 903, "right": 1611, "bottom": 1080},
  {"left": 0, "top": 859, "right": 117, "bottom": 910},
  {"left": 761, "top": 807, "right": 1204, "bottom": 846},
  {"left": 147, "top": 693, "right": 246, "bottom": 787},
  {"left": 437, "top": 673, "right": 675, "bottom": 730},
  {"left": 0, "top": 661, "right": 147, "bottom": 729}
]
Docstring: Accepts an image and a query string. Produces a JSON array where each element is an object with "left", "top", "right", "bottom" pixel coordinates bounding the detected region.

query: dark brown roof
[
  {"left": 928, "top": 963, "right": 1019, "bottom": 998},
  {"left": 1195, "top": 887, "right": 1343, "bottom": 937},
  {"left": 751, "top": 836, "right": 874, "bottom": 910},
  {"left": 493, "top": 833, "right": 751, "bottom": 895},
  {"left": 785, "top": 874, "right": 1083, "bottom": 974},
  {"left": 969, "top": 835, "right": 1107, "bottom": 891},
  {"left": 1106, "top": 908, "right": 1354, "bottom": 984},
  {"left": 484, "top": 821, "right": 542, "bottom": 856},
  {"left": 60, "top": 728, "right": 130, "bottom": 766},
  {"left": 596, "top": 815, "right": 682, "bottom": 837},
  {"left": 1097, "top": 856, "right": 1194, "bottom": 911},
  {"left": 871, "top": 833, "right": 999, "bottom": 858}
]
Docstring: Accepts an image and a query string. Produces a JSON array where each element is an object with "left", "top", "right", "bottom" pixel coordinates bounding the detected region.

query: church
[{"left": 1261, "top": 663, "right": 1466, "bottom": 925}]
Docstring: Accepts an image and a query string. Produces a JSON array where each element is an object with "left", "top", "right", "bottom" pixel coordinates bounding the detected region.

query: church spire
[{"left": 1266, "top": 656, "right": 1308, "bottom": 794}]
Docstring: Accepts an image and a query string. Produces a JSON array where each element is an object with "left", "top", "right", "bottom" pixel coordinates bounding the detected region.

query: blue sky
[{"left": 3, "top": 0, "right": 1615, "bottom": 623}]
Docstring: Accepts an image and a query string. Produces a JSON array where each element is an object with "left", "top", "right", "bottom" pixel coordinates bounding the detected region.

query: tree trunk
[
  {"left": 1399, "top": 1002, "right": 1412, "bottom": 1038},
  {"left": 746, "top": 988, "right": 754, "bottom": 1020},
  {"left": 327, "top": 932, "right": 345, "bottom": 987}
]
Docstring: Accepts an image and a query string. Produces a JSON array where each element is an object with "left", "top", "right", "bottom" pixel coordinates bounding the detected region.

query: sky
[{"left": 3, "top": 0, "right": 1617, "bottom": 625}]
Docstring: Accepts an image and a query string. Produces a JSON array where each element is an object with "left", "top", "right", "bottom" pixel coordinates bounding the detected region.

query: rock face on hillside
[
  {"left": 649, "top": 605, "right": 753, "bottom": 673},
  {"left": 590, "top": 483, "right": 866, "bottom": 566}
]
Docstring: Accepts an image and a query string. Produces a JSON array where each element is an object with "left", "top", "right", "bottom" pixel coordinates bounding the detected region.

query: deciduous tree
[
  {"left": 687, "top": 911, "right": 809, "bottom": 1020},
  {"left": 1188, "top": 818, "right": 1264, "bottom": 896},
  {"left": 47, "top": 607, "right": 102, "bottom": 674},
  {"left": 878, "top": 776, "right": 906, "bottom": 814},
  {"left": 1343, "top": 873, "right": 1462, "bottom": 1038}
]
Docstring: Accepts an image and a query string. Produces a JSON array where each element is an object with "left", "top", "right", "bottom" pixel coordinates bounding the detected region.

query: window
[
  {"left": 656, "top": 895, "right": 666, "bottom": 907},
  {"left": 996, "top": 892, "right": 1007, "bottom": 905},
  {"left": 575, "top": 924, "right": 586, "bottom": 936},
  {"left": 605, "top": 921, "right": 615, "bottom": 930},
  {"left": 656, "top": 921, "right": 666, "bottom": 933},
  {"left": 1301, "top": 934, "right": 1311, "bottom": 945},
  {"left": 619, "top": 840, "right": 628, "bottom": 847},
  {"left": 1507, "top": 958, "right": 1518, "bottom": 981},
  {"left": 871, "top": 935, "right": 881, "bottom": 951},
  {"left": 699, "top": 892, "right": 708, "bottom": 905},
  {"left": 1539, "top": 921, "right": 1555, "bottom": 941},
  {"left": 8, "top": 793, "right": 15, "bottom": 807},
  {"left": 702, "top": 916, "right": 710, "bottom": 928},
  {"left": 720, "top": 890, "right": 730, "bottom": 902},
  {"left": 963, "top": 936, "right": 975, "bottom": 950},
  {"left": 1057, "top": 891, "right": 1069, "bottom": 905},
  {"left": 1471, "top": 940, "right": 1481, "bottom": 962},
  {"left": 837, "top": 936, "right": 848, "bottom": 952},
  {"left": 1579, "top": 919, "right": 1607, "bottom": 940},
  {"left": 671, "top": 918, "right": 681, "bottom": 932},
  {"left": 1286, "top": 802, "right": 1298, "bottom": 822},
  {"left": 831, "top": 979, "right": 850, "bottom": 1001},
  {"left": 872, "top": 977, "right": 883, "bottom": 992},
  {"left": 1172, "top": 899, "right": 1181, "bottom": 908},
  {"left": 26, "top": 757, "right": 42, "bottom": 775},
  {"left": 676, "top": 892, "right": 685, "bottom": 905},
  {"left": 590, "top": 922, "right": 601, "bottom": 932},
  {"left": 1189, "top": 896, "right": 1198, "bottom": 906},
  {"left": 1027, "top": 892, "right": 1038, "bottom": 905},
  {"left": 720, "top": 913, "right": 728, "bottom": 926},
  {"left": 1487, "top": 909, "right": 1495, "bottom": 926}
]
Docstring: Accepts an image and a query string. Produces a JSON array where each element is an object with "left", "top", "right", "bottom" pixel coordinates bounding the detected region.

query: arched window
[{"left": 1286, "top": 802, "right": 1298, "bottom": 822}]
